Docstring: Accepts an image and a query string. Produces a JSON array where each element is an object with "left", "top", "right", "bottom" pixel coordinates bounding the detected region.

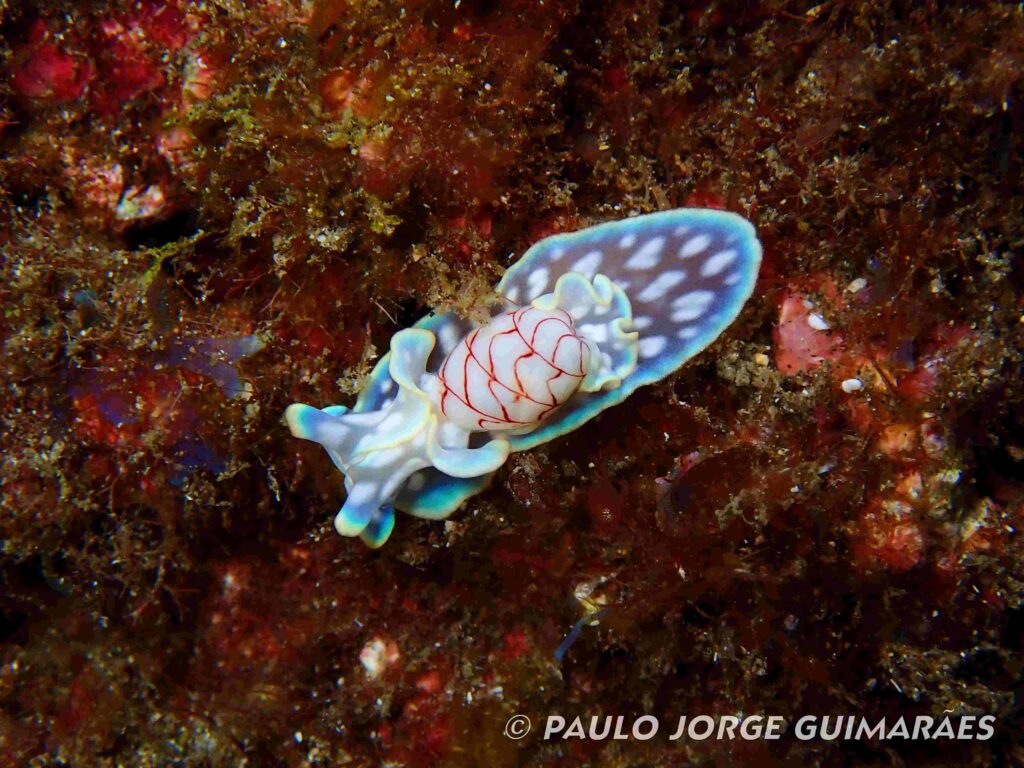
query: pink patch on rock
[
  {"left": 499, "top": 628, "right": 529, "bottom": 660},
  {"left": 855, "top": 509, "right": 925, "bottom": 572},
  {"left": 10, "top": 23, "right": 93, "bottom": 102},
  {"left": 773, "top": 293, "right": 843, "bottom": 374},
  {"left": 683, "top": 188, "right": 727, "bottom": 210},
  {"left": 90, "top": 1, "right": 198, "bottom": 114},
  {"left": 61, "top": 151, "right": 124, "bottom": 214},
  {"left": 92, "top": 24, "right": 166, "bottom": 114},
  {"left": 853, "top": 490, "right": 926, "bottom": 572},
  {"left": 876, "top": 423, "right": 919, "bottom": 457},
  {"left": 895, "top": 324, "right": 973, "bottom": 402},
  {"left": 156, "top": 125, "right": 196, "bottom": 168}
]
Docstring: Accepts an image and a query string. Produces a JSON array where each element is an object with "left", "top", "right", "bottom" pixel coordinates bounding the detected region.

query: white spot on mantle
[
  {"left": 639, "top": 336, "right": 667, "bottom": 357},
  {"left": 672, "top": 290, "right": 715, "bottom": 311},
  {"left": 571, "top": 250, "right": 603, "bottom": 276},
  {"left": 527, "top": 267, "right": 549, "bottom": 297},
  {"left": 701, "top": 249, "right": 738, "bottom": 277},
  {"left": 631, "top": 315, "right": 654, "bottom": 330},
  {"left": 679, "top": 234, "right": 711, "bottom": 258},
  {"left": 624, "top": 237, "right": 666, "bottom": 270},
  {"left": 636, "top": 270, "right": 687, "bottom": 302}
]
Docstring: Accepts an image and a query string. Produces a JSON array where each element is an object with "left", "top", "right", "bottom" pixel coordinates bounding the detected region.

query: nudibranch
[{"left": 286, "top": 208, "right": 761, "bottom": 547}]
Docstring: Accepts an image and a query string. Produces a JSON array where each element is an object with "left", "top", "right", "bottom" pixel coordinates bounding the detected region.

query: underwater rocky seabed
[{"left": 0, "top": 0, "right": 1022, "bottom": 765}]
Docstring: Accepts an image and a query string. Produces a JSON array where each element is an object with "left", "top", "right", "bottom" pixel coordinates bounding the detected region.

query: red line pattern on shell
[{"left": 437, "top": 307, "right": 589, "bottom": 430}]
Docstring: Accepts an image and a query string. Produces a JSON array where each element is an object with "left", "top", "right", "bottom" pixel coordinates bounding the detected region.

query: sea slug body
[{"left": 286, "top": 208, "right": 762, "bottom": 547}]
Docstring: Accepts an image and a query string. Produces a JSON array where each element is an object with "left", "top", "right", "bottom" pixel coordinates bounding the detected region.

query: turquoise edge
[{"left": 359, "top": 505, "right": 395, "bottom": 548}]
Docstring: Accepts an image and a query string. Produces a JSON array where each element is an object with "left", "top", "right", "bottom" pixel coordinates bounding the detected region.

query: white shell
[{"left": 435, "top": 307, "right": 589, "bottom": 431}]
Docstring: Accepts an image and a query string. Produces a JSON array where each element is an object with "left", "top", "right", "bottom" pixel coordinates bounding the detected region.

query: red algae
[
  {"left": 2, "top": 1, "right": 1024, "bottom": 767},
  {"left": 10, "top": 21, "right": 94, "bottom": 103}
]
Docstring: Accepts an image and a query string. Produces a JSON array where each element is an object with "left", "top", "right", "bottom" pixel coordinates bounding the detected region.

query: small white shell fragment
[
  {"left": 115, "top": 184, "right": 166, "bottom": 221},
  {"left": 841, "top": 377, "right": 863, "bottom": 393},
  {"left": 359, "top": 637, "right": 400, "bottom": 679},
  {"left": 846, "top": 277, "right": 868, "bottom": 293},
  {"left": 807, "top": 313, "right": 830, "bottom": 331}
]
